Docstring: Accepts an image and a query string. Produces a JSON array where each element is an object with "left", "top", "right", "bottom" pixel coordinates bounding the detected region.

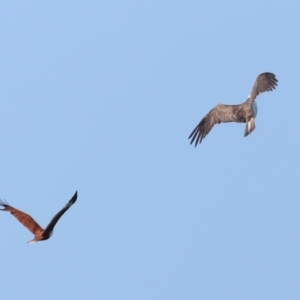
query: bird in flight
[
  {"left": 188, "top": 72, "right": 278, "bottom": 146},
  {"left": 0, "top": 191, "right": 77, "bottom": 244}
]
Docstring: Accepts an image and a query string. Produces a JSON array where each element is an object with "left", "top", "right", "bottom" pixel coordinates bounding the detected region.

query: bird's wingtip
[{"left": 68, "top": 191, "right": 78, "bottom": 205}]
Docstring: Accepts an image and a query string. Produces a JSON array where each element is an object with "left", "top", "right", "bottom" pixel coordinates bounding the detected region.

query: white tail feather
[{"left": 244, "top": 118, "right": 256, "bottom": 137}]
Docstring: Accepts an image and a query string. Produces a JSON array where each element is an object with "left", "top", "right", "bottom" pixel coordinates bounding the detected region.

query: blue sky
[{"left": 0, "top": 1, "right": 299, "bottom": 299}]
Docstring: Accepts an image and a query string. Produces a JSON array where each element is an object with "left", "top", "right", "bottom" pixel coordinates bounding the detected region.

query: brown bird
[
  {"left": 0, "top": 191, "right": 77, "bottom": 244},
  {"left": 188, "top": 72, "right": 278, "bottom": 146}
]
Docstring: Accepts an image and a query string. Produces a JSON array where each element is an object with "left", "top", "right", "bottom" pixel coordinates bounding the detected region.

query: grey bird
[{"left": 188, "top": 72, "right": 278, "bottom": 146}]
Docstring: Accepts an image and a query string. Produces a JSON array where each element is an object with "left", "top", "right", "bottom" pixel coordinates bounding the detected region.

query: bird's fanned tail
[{"left": 244, "top": 118, "right": 255, "bottom": 137}]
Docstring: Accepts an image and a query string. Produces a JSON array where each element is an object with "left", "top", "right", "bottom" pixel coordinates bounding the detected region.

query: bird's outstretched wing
[
  {"left": 43, "top": 191, "right": 77, "bottom": 236},
  {"left": 246, "top": 72, "right": 278, "bottom": 105},
  {"left": 189, "top": 104, "right": 242, "bottom": 146},
  {"left": 0, "top": 200, "right": 44, "bottom": 235}
]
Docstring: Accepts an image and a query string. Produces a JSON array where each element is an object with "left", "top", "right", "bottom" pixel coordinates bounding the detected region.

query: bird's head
[{"left": 252, "top": 101, "right": 258, "bottom": 118}]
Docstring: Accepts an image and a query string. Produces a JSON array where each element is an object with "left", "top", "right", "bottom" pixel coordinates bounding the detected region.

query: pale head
[{"left": 252, "top": 101, "right": 258, "bottom": 118}]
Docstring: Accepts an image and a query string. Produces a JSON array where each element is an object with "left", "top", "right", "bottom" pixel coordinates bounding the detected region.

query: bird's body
[
  {"left": 0, "top": 191, "right": 77, "bottom": 244},
  {"left": 188, "top": 72, "right": 278, "bottom": 146}
]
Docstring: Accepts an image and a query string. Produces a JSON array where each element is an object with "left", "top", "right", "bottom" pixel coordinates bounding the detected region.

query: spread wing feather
[
  {"left": 43, "top": 191, "right": 77, "bottom": 235},
  {"left": 189, "top": 104, "right": 242, "bottom": 146},
  {"left": 246, "top": 72, "right": 278, "bottom": 105},
  {"left": 0, "top": 200, "right": 44, "bottom": 235}
]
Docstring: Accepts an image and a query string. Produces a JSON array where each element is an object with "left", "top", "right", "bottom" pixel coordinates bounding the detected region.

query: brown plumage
[
  {"left": 188, "top": 72, "right": 278, "bottom": 146},
  {"left": 0, "top": 191, "right": 77, "bottom": 244}
]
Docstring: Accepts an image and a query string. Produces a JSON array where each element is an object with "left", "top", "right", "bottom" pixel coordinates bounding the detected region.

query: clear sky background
[{"left": 0, "top": 1, "right": 299, "bottom": 299}]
